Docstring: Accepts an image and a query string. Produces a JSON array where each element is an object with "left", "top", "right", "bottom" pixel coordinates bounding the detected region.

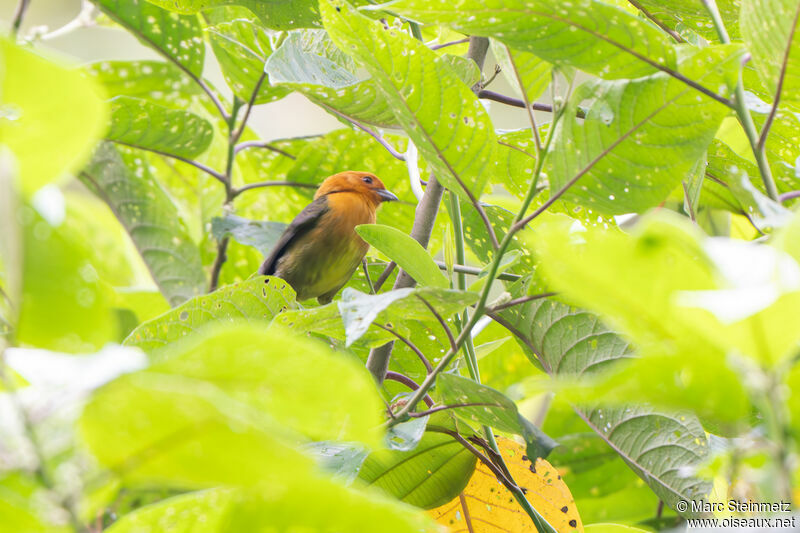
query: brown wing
[{"left": 258, "top": 196, "right": 330, "bottom": 276}]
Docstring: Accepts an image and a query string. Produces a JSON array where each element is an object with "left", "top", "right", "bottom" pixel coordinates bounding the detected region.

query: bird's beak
[{"left": 376, "top": 188, "right": 399, "bottom": 202}]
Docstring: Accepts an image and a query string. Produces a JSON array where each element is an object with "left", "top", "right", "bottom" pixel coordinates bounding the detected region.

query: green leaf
[
  {"left": 391, "top": 0, "right": 677, "bottom": 79},
  {"left": 490, "top": 40, "right": 551, "bottom": 103},
  {"left": 337, "top": 287, "right": 478, "bottom": 347},
  {"left": 16, "top": 206, "right": 116, "bottom": 353},
  {"left": 547, "top": 45, "right": 742, "bottom": 215},
  {"left": 85, "top": 60, "right": 201, "bottom": 109},
  {"left": 630, "top": 0, "right": 741, "bottom": 40},
  {"left": 740, "top": 0, "right": 800, "bottom": 106},
  {"left": 105, "top": 482, "right": 439, "bottom": 533},
  {"left": 436, "top": 373, "right": 557, "bottom": 459},
  {"left": 303, "top": 441, "right": 368, "bottom": 483},
  {"left": 386, "top": 416, "right": 429, "bottom": 451},
  {"left": 356, "top": 224, "right": 449, "bottom": 288},
  {"left": 321, "top": 0, "right": 496, "bottom": 200},
  {"left": 494, "top": 130, "right": 539, "bottom": 200},
  {"left": 149, "top": 323, "right": 384, "bottom": 447},
  {"left": 210, "top": 214, "right": 286, "bottom": 256},
  {"left": 124, "top": 276, "right": 294, "bottom": 351},
  {"left": 80, "top": 143, "right": 206, "bottom": 307},
  {"left": 205, "top": 14, "right": 291, "bottom": 103},
  {"left": 359, "top": 431, "right": 477, "bottom": 509},
  {"left": 145, "top": 0, "right": 323, "bottom": 30},
  {"left": 0, "top": 39, "right": 107, "bottom": 197},
  {"left": 107, "top": 96, "right": 213, "bottom": 158}
]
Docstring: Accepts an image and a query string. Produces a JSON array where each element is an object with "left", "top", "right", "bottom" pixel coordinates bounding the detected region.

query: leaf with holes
[
  {"left": 356, "top": 224, "right": 449, "bottom": 288},
  {"left": 204, "top": 12, "right": 290, "bottom": 104},
  {"left": 93, "top": 0, "right": 205, "bottom": 77},
  {"left": 85, "top": 60, "right": 202, "bottom": 109},
  {"left": 107, "top": 96, "right": 213, "bottom": 158},
  {"left": 392, "top": 0, "right": 676, "bottom": 80},
  {"left": 145, "top": 0, "right": 324, "bottom": 29},
  {"left": 80, "top": 143, "right": 206, "bottom": 307},
  {"left": 322, "top": 0, "right": 496, "bottom": 200},
  {"left": 741, "top": 0, "right": 800, "bottom": 106},
  {"left": 428, "top": 438, "right": 581, "bottom": 532},
  {"left": 124, "top": 276, "right": 294, "bottom": 351},
  {"left": 359, "top": 430, "right": 477, "bottom": 509},
  {"left": 547, "top": 45, "right": 742, "bottom": 215}
]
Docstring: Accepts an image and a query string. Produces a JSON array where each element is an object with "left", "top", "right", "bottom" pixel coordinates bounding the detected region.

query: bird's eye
[{"left": 362, "top": 176, "right": 373, "bottom": 184}]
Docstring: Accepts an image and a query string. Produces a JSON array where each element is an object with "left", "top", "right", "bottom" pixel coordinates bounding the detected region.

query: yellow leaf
[{"left": 429, "top": 438, "right": 583, "bottom": 532}]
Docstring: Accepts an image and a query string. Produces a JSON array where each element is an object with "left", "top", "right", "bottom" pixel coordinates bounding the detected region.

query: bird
[{"left": 259, "top": 171, "right": 398, "bottom": 304}]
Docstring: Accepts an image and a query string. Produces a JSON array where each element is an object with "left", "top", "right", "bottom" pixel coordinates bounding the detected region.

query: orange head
[{"left": 314, "top": 171, "right": 398, "bottom": 207}]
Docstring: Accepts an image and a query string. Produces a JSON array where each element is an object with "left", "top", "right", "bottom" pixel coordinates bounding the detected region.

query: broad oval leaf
[
  {"left": 321, "top": 0, "right": 497, "bottom": 200},
  {"left": 86, "top": 60, "right": 201, "bottom": 109},
  {"left": 356, "top": 224, "right": 449, "bottom": 288},
  {"left": 0, "top": 39, "right": 107, "bottom": 196},
  {"left": 391, "top": 0, "right": 677, "bottom": 80},
  {"left": 145, "top": 0, "right": 323, "bottom": 29},
  {"left": 94, "top": 0, "right": 205, "bottom": 77},
  {"left": 81, "top": 143, "right": 206, "bottom": 307},
  {"left": 124, "top": 276, "right": 295, "bottom": 350},
  {"left": 108, "top": 96, "right": 214, "bottom": 158},
  {"left": 359, "top": 431, "right": 477, "bottom": 509}
]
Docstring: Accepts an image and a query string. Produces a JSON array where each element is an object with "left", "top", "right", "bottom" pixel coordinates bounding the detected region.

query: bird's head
[{"left": 315, "top": 171, "right": 398, "bottom": 206}]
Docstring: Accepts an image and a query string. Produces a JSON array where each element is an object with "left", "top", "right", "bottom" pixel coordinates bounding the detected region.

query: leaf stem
[
  {"left": 478, "top": 89, "right": 587, "bottom": 118},
  {"left": 374, "top": 323, "right": 433, "bottom": 374},
  {"left": 384, "top": 371, "right": 434, "bottom": 407},
  {"left": 11, "top": 0, "right": 30, "bottom": 37},
  {"left": 319, "top": 104, "right": 406, "bottom": 161},
  {"left": 234, "top": 141, "right": 296, "bottom": 158},
  {"left": 504, "top": 45, "right": 542, "bottom": 155},
  {"left": 626, "top": 0, "right": 685, "bottom": 43},
  {"left": 429, "top": 37, "right": 470, "bottom": 50},
  {"left": 487, "top": 292, "right": 557, "bottom": 313},
  {"left": 231, "top": 181, "right": 317, "bottom": 197},
  {"left": 109, "top": 141, "right": 226, "bottom": 184},
  {"left": 701, "top": 0, "right": 780, "bottom": 200}
]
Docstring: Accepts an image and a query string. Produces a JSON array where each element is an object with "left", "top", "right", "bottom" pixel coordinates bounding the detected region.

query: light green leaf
[
  {"left": 741, "top": 0, "right": 800, "bottom": 106},
  {"left": 490, "top": 40, "right": 551, "bottom": 103},
  {"left": 631, "top": 0, "right": 741, "bottom": 40},
  {"left": 144, "top": 0, "right": 323, "bottom": 29},
  {"left": 494, "top": 129, "right": 539, "bottom": 200},
  {"left": 0, "top": 39, "right": 107, "bottom": 197},
  {"left": 436, "top": 373, "right": 558, "bottom": 459},
  {"left": 108, "top": 96, "right": 213, "bottom": 158},
  {"left": 85, "top": 60, "right": 201, "bottom": 109},
  {"left": 303, "top": 441, "right": 368, "bottom": 483},
  {"left": 205, "top": 14, "right": 291, "bottom": 103},
  {"left": 124, "top": 276, "right": 295, "bottom": 351},
  {"left": 80, "top": 143, "right": 206, "bottom": 307},
  {"left": 337, "top": 287, "right": 478, "bottom": 346},
  {"left": 210, "top": 214, "right": 286, "bottom": 256},
  {"left": 94, "top": 0, "right": 205, "bottom": 77},
  {"left": 359, "top": 430, "right": 476, "bottom": 509},
  {"left": 386, "top": 416, "right": 429, "bottom": 451},
  {"left": 391, "top": 0, "right": 677, "bottom": 79},
  {"left": 547, "top": 45, "right": 742, "bottom": 215},
  {"left": 105, "top": 482, "right": 439, "bottom": 533},
  {"left": 356, "top": 224, "right": 449, "bottom": 288},
  {"left": 321, "top": 0, "right": 496, "bottom": 200},
  {"left": 149, "top": 323, "right": 384, "bottom": 447}
]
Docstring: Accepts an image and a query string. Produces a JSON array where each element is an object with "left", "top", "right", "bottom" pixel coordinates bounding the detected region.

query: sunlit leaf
[
  {"left": 144, "top": 0, "right": 324, "bottom": 29},
  {"left": 86, "top": 60, "right": 201, "bottom": 109}
]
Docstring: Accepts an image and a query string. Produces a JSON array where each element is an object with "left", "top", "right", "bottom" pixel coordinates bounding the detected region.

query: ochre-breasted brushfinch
[{"left": 259, "top": 171, "right": 398, "bottom": 304}]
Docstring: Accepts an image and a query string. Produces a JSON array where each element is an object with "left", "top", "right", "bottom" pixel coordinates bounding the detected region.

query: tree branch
[
  {"left": 478, "top": 89, "right": 587, "bottom": 118},
  {"left": 234, "top": 141, "right": 296, "bottom": 159},
  {"left": 429, "top": 37, "right": 470, "bottom": 50},
  {"left": 320, "top": 104, "right": 406, "bottom": 161},
  {"left": 109, "top": 141, "right": 226, "bottom": 184},
  {"left": 232, "top": 71, "right": 267, "bottom": 144},
  {"left": 232, "top": 181, "right": 317, "bottom": 197},
  {"left": 408, "top": 402, "right": 502, "bottom": 417},
  {"left": 434, "top": 260, "right": 521, "bottom": 282},
  {"left": 487, "top": 292, "right": 557, "bottom": 313},
  {"left": 384, "top": 371, "right": 434, "bottom": 407},
  {"left": 11, "top": 0, "right": 31, "bottom": 37}
]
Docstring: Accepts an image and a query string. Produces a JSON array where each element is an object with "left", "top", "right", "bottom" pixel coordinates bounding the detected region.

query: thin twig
[
  {"left": 416, "top": 295, "right": 456, "bottom": 352},
  {"left": 110, "top": 141, "right": 226, "bottom": 184},
  {"left": 429, "top": 37, "right": 470, "bottom": 50},
  {"left": 384, "top": 371, "right": 434, "bottom": 407},
  {"left": 682, "top": 181, "right": 697, "bottom": 222},
  {"left": 232, "top": 71, "right": 267, "bottom": 144},
  {"left": 487, "top": 292, "right": 557, "bottom": 313},
  {"left": 626, "top": 0, "right": 685, "bottom": 42},
  {"left": 434, "top": 260, "right": 521, "bottom": 282},
  {"left": 232, "top": 181, "right": 317, "bottom": 197},
  {"left": 234, "top": 141, "right": 297, "bottom": 158},
  {"left": 478, "top": 89, "right": 587, "bottom": 118},
  {"left": 373, "top": 261, "right": 397, "bottom": 292},
  {"left": 779, "top": 190, "right": 800, "bottom": 203},
  {"left": 756, "top": 1, "right": 800, "bottom": 153},
  {"left": 374, "top": 324, "right": 433, "bottom": 374},
  {"left": 505, "top": 44, "right": 542, "bottom": 155},
  {"left": 321, "top": 104, "right": 406, "bottom": 161},
  {"left": 362, "top": 258, "right": 375, "bottom": 294},
  {"left": 11, "top": 0, "right": 31, "bottom": 36},
  {"left": 408, "top": 402, "right": 502, "bottom": 417}
]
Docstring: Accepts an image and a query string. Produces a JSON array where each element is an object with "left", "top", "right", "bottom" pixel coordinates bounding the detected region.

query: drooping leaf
[
  {"left": 0, "top": 39, "right": 107, "bottom": 197},
  {"left": 80, "top": 143, "right": 206, "bottom": 307},
  {"left": 359, "top": 431, "right": 477, "bottom": 509},
  {"left": 211, "top": 214, "right": 287, "bottom": 256},
  {"left": 204, "top": 13, "right": 290, "bottom": 103},
  {"left": 428, "top": 438, "right": 579, "bottom": 533},
  {"left": 322, "top": 0, "right": 497, "bottom": 200},
  {"left": 124, "top": 276, "right": 295, "bottom": 351},
  {"left": 392, "top": 0, "right": 677, "bottom": 80},
  {"left": 547, "top": 45, "right": 742, "bottom": 215},
  {"left": 740, "top": 0, "right": 800, "bottom": 106},
  {"left": 356, "top": 224, "right": 449, "bottom": 288},
  {"left": 93, "top": 0, "right": 206, "bottom": 77},
  {"left": 107, "top": 96, "right": 214, "bottom": 158}
]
